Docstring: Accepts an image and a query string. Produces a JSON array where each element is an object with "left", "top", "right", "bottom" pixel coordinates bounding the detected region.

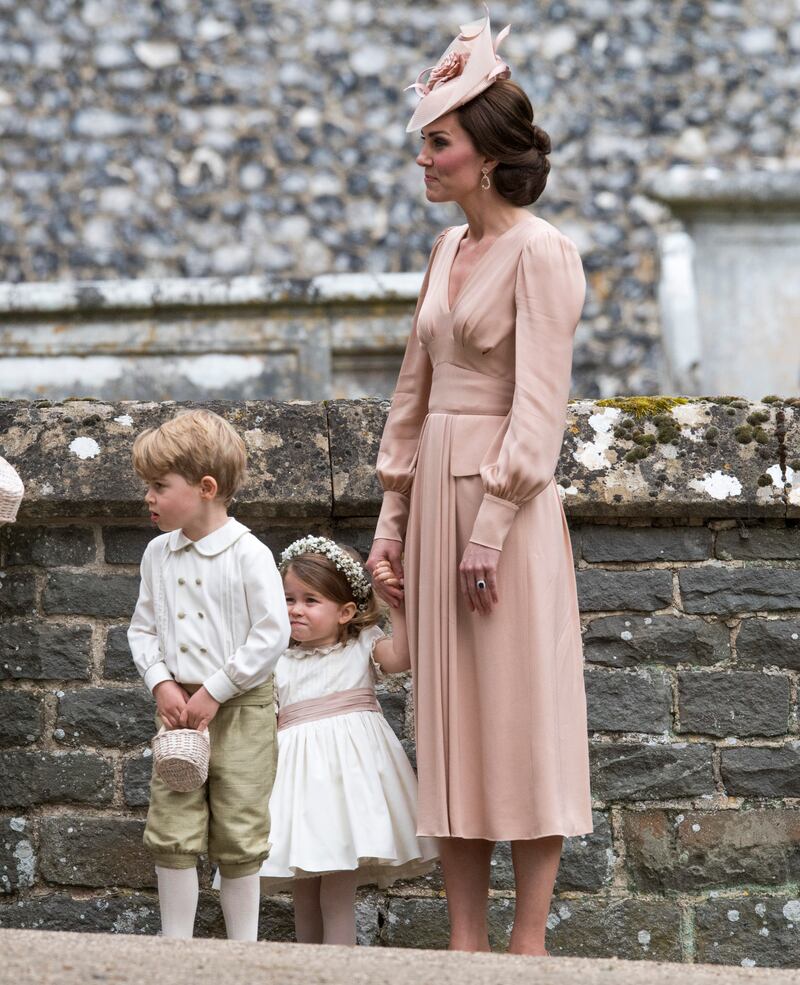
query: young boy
[{"left": 128, "top": 409, "right": 290, "bottom": 941}]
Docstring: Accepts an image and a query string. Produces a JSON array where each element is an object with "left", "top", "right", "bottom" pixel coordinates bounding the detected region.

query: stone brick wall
[
  {"left": 0, "top": 275, "right": 420, "bottom": 403},
  {"left": 1, "top": 395, "right": 799, "bottom": 965},
  {"left": 2, "top": 1, "right": 799, "bottom": 396}
]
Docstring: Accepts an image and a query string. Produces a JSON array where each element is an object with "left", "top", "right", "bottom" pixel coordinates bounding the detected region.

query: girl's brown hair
[
  {"left": 457, "top": 78, "right": 551, "bottom": 207},
  {"left": 283, "top": 545, "right": 382, "bottom": 643}
]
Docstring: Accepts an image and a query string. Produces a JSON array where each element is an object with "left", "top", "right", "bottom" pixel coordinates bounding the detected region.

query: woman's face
[{"left": 416, "top": 112, "right": 488, "bottom": 204}]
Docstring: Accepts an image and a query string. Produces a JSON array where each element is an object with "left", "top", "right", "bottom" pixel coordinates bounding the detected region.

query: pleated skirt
[{"left": 404, "top": 412, "right": 593, "bottom": 841}]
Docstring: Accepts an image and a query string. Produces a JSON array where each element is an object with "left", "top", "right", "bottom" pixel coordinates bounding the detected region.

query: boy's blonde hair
[{"left": 131, "top": 409, "right": 247, "bottom": 505}]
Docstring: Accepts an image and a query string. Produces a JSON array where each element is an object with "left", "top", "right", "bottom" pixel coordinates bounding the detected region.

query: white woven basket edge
[{"left": 0, "top": 457, "right": 24, "bottom": 523}]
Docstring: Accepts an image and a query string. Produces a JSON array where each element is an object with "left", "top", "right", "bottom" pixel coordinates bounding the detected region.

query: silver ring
[{"left": 476, "top": 579, "right": 487, "bottom": 591}]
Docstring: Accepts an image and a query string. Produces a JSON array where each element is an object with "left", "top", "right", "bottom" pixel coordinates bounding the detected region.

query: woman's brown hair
[
  {"left": 283, "top": 546, "right": 382, "bottom": 644},
  {"left": 457, "top": 78, "right": 551, "bottom": 207}
]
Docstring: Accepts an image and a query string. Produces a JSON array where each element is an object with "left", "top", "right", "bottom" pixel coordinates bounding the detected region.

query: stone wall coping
[
  {"left": 0, "top": 396, "right": 797, "bottom": 521},
  {"left": 0, "top": 273, "right": 424, "bottom": 316},
  {"left": 648, "top": 167, "right": 800, "bottom": 207}
]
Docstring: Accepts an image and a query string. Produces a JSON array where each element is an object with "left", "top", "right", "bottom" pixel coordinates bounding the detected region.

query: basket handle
[{"left": 155, "top": 724, "right": 210, "bottom": 741}]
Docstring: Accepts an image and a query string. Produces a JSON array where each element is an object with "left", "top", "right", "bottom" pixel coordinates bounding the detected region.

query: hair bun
[
  {"left": 531, "top": 124, "right": 551, "bottom": 156},
  {"left": 457, "top": 79, "right": 552, "bottom": 207}
]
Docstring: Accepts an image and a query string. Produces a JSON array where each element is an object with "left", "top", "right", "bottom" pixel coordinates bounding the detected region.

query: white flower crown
[{"left": 279, "top": 536, "right": 373, "bottom": 611}]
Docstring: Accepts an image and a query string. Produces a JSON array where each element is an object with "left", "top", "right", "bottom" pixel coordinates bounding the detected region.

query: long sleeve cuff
[
  {"left": 143, "top": 661, "right": 173, "bottom": 694},
  {"left": 203, "top": 668, "right": 241, "bottom": 704},
  {"left": 374, "top": 490, "right": 410, "bottom": 543},
  {"left": 469, "top": 494, "right": 519, "bottom": 552}
]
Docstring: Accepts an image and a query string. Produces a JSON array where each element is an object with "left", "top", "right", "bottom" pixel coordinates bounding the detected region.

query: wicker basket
[
  {"left": 0, "top": 457, "right": 24, "bottom": 524},
  {"left": 152, "top": 726, "right": 211, "bottom": 792}
]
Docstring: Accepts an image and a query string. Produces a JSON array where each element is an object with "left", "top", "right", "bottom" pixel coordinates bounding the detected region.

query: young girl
[{"left": 259, "top": 536, "right": 438, "bottom": 945}]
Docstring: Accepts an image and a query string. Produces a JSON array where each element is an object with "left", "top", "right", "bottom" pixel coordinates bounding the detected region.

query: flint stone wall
[
  {"left": 3, "top": 1, "right": 800, "bottom": 397},
  {"left": 1, "top": 395, "right": 800, "bottom": 966}
]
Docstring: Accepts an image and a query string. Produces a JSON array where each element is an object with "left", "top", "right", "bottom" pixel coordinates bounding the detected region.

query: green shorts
[{"left": 144, "top": 681, "right": 276, "bottom": 879}]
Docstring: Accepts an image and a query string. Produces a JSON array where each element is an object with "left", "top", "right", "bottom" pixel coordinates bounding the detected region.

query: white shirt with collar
[{"left": 128, "top": 517, "right": 290, "bottom": 704}]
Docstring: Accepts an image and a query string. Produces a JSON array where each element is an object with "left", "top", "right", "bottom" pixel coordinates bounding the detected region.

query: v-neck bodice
[
  {"left": 417, "top": 219, "right": 539, "bottom": 376},
  {"left": 375, "top": 211, "right": 586, "bottom": 551},
  {"left": 445, "top": 220, "right": 534, "bottom": 312}
]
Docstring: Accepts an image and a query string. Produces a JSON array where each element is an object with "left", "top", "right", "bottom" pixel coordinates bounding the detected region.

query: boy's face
[{"left": 143, "top": 473, "right": 204, "bottom": 532}]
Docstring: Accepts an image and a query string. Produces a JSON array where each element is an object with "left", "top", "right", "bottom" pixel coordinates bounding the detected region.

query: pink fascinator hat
[{"left": 405, "top": 6, "right": 511, "bottom": 133}]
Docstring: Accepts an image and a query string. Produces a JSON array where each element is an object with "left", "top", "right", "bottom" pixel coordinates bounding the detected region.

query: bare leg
[
  {"left": 293, "top": 876, "right": 323, "bottom": 943},
  {"left": 508, "top": 836, "right": 563, "bottom": 956},
  {"left": 319, "top": 870, "right": 358, "bottom": 946},
  {"left": 219, "top": 872, "right": 260, "bottom": 941},
  {"left": 156, "top": 865, "right": 198, "bottom": 939},
  {"left": 438, "top": 837, "right": 494, "bottom": 952}
]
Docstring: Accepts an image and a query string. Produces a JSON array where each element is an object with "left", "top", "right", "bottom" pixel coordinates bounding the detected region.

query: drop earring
[{"left": 480, "top": 167, "right": 491, "bottom": 191}]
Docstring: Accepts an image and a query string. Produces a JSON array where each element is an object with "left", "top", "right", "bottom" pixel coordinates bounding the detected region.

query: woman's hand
[
  {"left": 459, "top": 541, "right": 501, "bottom": 615},
  {"left": 367, "top": 538, "right": 404, "bottom": 608}
]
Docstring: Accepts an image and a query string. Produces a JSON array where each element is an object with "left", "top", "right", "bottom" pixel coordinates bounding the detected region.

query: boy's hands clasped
[
  {"left": 181, "top": 687, "right": 220, "bottom": 731},
  {"left": 154, "top": 679, "right": 219, "bottom": 731},
  {"left": 154, "top": 680, "right": 190, "bottom": 730}
]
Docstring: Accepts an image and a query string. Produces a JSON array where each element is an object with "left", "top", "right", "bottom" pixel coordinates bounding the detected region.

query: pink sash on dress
[{"left": 277, "top": 686, "right": 381, "bottom": 732}]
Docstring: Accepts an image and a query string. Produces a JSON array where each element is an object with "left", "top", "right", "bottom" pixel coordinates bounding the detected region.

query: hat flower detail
[
  {"left": 280, "top": 536, "right": 373, "bottom": 611},
  {"left": 404, "top": 6, "right": 512, "bottom": 132},
  {"left": 410, "top": 51, "right": 468, "bottom": 98}
]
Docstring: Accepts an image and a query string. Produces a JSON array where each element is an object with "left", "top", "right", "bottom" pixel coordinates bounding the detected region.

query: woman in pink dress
[{"left": 367, "top": 10, "right": 593, "bottom": 956}]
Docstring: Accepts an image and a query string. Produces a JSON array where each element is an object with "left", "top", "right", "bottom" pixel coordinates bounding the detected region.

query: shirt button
[
  {"left": 184, "top": 545, "right": 191, "bottom": 552},
  {"left": 200, "top": 647, "right": 207, "bottom": 654},
  {"left": 179, "top": 645, "right": 188, "bottom": 653},
  {"left": 178, "top": 578, "right": 185, "bottom": 586},
  {"left": 195, "top": 578, "right": 202, "bottom": 586},
  {"left": 198, "top": 612, "right": 204, "bottom": 619},
  {"left": 178, "top": 612, "right": 186, "bottom": 619}
]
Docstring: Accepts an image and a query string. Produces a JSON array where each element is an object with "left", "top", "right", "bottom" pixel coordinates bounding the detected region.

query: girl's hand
[
  {"left": 367, "top": 538, "right": 404, "bottom": 608},
  {"left": 373, "top": 559, "right": 402, "bottom": 588},
  {"left": 459, "top": 542, "right": 501, "bottom": 616},
  {"left": 154, "top": 680, "right": 190, "bottom": 730}
]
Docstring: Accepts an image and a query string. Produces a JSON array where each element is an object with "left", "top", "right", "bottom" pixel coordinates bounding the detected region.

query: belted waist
[
  {"left": 182, "top": 680, "right": 273, "bottom": 707},
  {"left": 277, "top": 686, "right": 382, "bottom": 732},
  {"left": 427, "top": 363, "right": 513, "bottom": 417}
]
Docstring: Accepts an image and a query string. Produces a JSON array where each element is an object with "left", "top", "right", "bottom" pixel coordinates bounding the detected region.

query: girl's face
[
  {"left": 283, "top": 568, "right": 356, "bottom": 648},
  {"left": 416, "top": 111, "right": 489, "bottom": 204}
]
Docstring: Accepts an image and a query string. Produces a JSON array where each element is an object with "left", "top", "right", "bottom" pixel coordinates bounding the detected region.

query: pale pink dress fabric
[{"left": 374, "top": 217, "right": 593, "bottom": 840}]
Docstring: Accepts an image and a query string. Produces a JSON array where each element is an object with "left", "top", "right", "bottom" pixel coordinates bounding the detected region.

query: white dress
[{"left": 259, "top": 625, "right": 438, "bottom": 890}]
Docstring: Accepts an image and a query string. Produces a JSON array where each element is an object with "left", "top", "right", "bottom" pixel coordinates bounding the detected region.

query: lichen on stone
[
  {"left": 596, "top": 396, "right": 689, "bottom": 419},
  {"left": 709, "top": 397, "right": 748, "bottom": 408},
  {"left": 652, "top": 414, "right": 681, "bottom": 445},
  {"left": 753, "top": 427, "right": 770, "bottom": 445}
]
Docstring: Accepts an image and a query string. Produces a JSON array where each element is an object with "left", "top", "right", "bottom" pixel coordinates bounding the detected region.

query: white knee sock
[
  {"left": 156, "top": 866, "right": 199, "bottom": 939},
  {"left": 219, "top": 873, "right": 261, "bottom": 941}
]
